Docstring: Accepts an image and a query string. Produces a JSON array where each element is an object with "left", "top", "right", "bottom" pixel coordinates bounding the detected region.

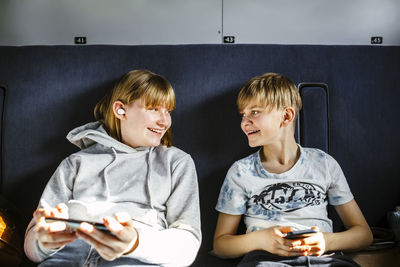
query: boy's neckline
[{"left": 257, "top": 144, "right": 302, "bottom": 175}]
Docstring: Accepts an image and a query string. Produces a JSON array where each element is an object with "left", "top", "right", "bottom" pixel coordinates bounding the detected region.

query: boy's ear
[{"left": 281, "top": 107, "right": 296, "bottom": 127}]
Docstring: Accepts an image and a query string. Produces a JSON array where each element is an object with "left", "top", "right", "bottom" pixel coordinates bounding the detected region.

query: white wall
[
  {"left": 224, "top": 0, "right": 400, "bottom": 45},
  {"left": 0, "top": 0, "right": 399, "bottom": 46},
  {"left": 0, "top": 0, "right": 222, "bottom": 45}
]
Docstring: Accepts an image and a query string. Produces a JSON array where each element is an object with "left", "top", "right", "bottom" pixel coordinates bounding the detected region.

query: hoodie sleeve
[
  {"left": 127, "top": 154, "right": 201, "bottom": 266},
  {"left": 24, "top": 158, "right": 75, "bottom": 262}
]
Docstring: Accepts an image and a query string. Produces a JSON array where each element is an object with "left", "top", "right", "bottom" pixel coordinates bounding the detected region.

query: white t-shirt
[{"left": 216, "top": 145, "right": 354, "bottom": 233}]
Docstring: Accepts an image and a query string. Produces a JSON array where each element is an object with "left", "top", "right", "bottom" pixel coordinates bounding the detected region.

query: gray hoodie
[{"left": 24, "top": 122, "right": 201, "bottom": 266}]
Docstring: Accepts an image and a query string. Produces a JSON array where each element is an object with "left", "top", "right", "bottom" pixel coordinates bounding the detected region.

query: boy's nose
[{"left": 241, "top": 116, "right": 252, "bottom": 125}]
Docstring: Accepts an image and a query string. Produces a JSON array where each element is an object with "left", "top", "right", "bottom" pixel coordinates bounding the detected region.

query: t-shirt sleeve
[
  {"left": 326, "top": 155, "right": 354, "bottom": 206},
  {"left": 215, "top": 162, "right": 248, "bottom": 215}
]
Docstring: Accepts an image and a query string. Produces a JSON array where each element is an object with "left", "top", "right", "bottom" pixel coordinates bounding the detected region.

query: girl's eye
[
  {"left": 148, "top": 107, "right": 171, "bottom": 114},
  {"left": 251, "top": 110, "right": 259, "bottom": 115}
]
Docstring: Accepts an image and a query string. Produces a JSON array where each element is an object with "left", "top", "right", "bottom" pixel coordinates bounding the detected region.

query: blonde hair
[
  {"left": 237, "top": 72, "right": 302, "bottom": 116},
  {"left": 94, "top": 69, "right": 175, "bottom": 147}
]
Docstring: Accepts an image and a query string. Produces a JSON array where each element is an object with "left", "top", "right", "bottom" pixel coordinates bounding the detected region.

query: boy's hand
[
  {"left": 289, "top": 227, "right": 326, "bottom": 256},
  {"left": 33, "top": 203, "right": 77, "bottom": 250},
  {"left": 254, "top": 226, "right": 310, "bottom": 257},
  {"left": 76, "top": 212, "right": 139, "bottom": 261}
]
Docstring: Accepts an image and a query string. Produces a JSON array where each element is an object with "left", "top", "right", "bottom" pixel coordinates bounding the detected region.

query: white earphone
[{"left": 117, "top": 108, "right": 125, "bottom": 115}]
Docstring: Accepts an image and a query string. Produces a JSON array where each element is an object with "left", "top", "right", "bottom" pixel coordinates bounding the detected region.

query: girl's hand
[
  {"left": 254, "top": 226, "right": 310, "bottom": 257},
  {"left": 33, "top": 203, "right": 77, "bottom": 250},
  {"left": 76, "top": 212, "right": 139, "bottom": 261},
  {"left": 289, "top": 227, "right": 326, "bottom": 256}
]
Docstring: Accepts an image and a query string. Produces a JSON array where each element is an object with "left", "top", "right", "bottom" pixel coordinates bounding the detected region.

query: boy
[{"left": 213, "top": 73, "right": 372, "bottom": 266}]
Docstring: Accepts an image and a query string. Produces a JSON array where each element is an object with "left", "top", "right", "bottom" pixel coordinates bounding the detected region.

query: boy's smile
[{"left": 247, "top": 130, "right": 260, "bottom": 135}]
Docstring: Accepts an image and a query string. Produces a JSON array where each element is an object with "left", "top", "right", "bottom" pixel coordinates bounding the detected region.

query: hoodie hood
[
  {"left": 66, "top": 121, "right": 158, "bottom": 222},
  {"left": 67, "top": 121, "right": 149, "bottom": 153}
]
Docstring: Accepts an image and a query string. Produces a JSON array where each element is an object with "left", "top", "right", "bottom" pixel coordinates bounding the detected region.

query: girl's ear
[
  {"left": 112, "top": 101, "right": 127, "bottom": 120},
  {"left": 281, "top": 107, "right": 296, "bottom": 127}
]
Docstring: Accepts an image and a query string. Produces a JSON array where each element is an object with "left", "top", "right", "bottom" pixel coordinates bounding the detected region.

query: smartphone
[
  {"left": 284, "top": 228, "right": 318, "bottom": 239},
  {"left": 45, "top": 217, "right": 112, "bottom": 235}
]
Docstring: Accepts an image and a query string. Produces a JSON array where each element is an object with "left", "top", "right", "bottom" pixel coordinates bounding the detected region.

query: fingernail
[
  {"left": 57, "top": 203, "right": 68, "bottom": 212},
  {"left": 80, "top": 222, "right": 94, "bottom": 232},
  {"left": 106, "top": 218, "right": 123, "bottom": 231},
  {"left": 49, "top": 222, "right": 66, "bottom": 231},
  {"left": 115, "top": 212, "right": 130, "bottom": 223}
]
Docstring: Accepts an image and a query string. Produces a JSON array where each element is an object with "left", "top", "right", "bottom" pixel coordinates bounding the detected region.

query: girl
[{"left": 24, "top": 70, "right": 201, "bottom": 266}]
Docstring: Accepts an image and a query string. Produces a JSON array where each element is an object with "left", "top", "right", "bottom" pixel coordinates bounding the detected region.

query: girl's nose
[{"left": 157, "top": 111, "right": 170, "bottom": 127}]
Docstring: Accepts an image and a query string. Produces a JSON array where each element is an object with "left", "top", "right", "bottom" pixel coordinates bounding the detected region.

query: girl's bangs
[{"left": 140, "top": 85, "right": 176, "bottom": 110}]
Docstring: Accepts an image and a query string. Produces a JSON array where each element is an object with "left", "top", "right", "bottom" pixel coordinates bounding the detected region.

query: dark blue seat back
[{"left": 0, "top": 45, "right": 399, "bottom": 266}]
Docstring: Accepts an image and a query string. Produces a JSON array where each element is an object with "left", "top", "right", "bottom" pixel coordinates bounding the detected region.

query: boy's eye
[{"left": 240, "top": 110, "right": 261, "bottom": 119}]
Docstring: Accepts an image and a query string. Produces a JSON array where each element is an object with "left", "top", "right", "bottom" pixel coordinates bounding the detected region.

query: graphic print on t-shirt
[{"left": 250, "top": 182, "right": 326, "bottom": 212}]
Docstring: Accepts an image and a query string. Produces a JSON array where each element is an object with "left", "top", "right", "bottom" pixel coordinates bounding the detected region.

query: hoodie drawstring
[
  {"left": 146, "top": 147, "right": 168, "bottom": 228},
  {"left": 146, "top": 147, "right": 154, "bottom": 209},
  {"left": 102, "top": 147, "right": 119, "bottom": 200}
]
